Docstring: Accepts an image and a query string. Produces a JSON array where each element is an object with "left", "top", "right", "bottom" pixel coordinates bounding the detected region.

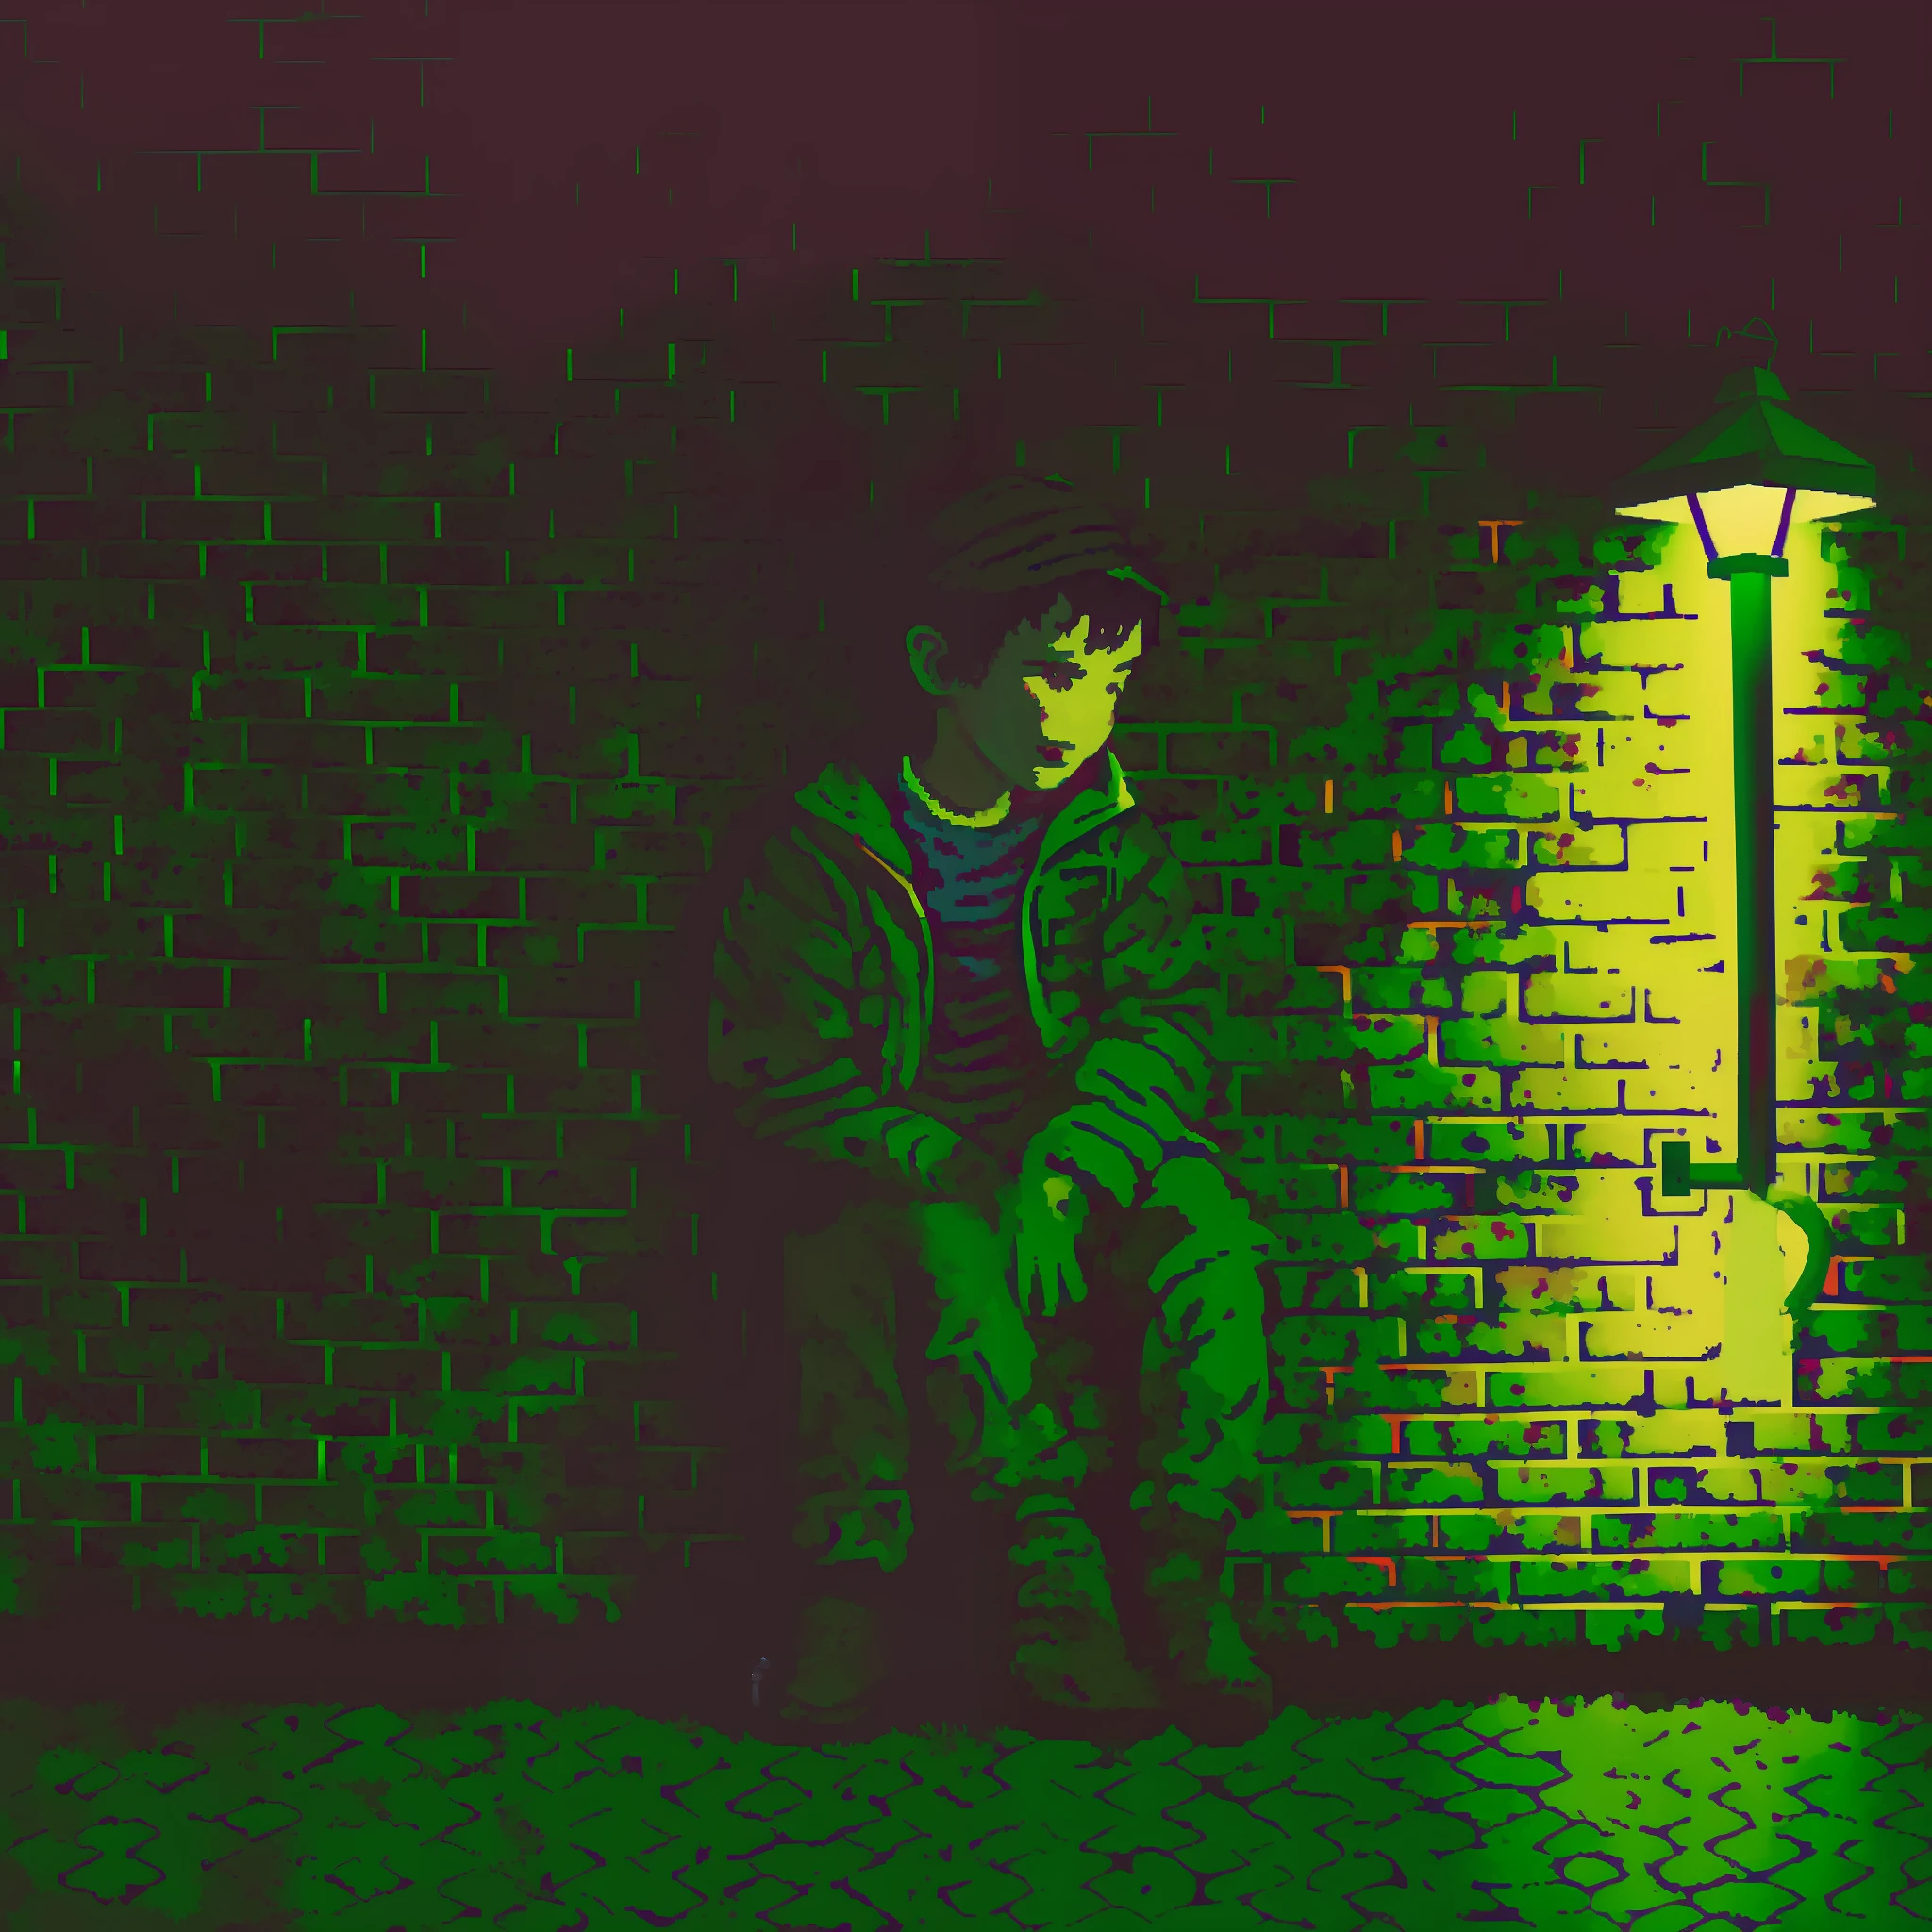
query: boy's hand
[
  {"left": 1013, "top": 1144, "right": 1089, "bottom": 1318},
  {"left": 934, "top": 1135, "right": 1003, "bottom": 1214}
]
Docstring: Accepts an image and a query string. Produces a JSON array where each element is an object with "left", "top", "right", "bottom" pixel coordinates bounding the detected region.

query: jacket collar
[{"left": 794, "top": 746, "right": 1137, "bottom": 875}]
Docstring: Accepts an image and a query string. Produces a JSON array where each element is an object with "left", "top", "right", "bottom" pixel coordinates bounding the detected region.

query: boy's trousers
[{"left": 775, "top": 1132, "right": 1280, "bottom": 1616}]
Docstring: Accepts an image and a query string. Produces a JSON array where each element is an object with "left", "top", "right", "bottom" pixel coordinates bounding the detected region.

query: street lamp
[{"left": 1611, "top": 350, "right": 1877, "bottom": 1308}]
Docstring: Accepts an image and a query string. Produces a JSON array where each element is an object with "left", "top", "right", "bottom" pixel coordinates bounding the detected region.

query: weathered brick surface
[{"left": 0, "top": 4, "right": 1919, "bottom": 1689}]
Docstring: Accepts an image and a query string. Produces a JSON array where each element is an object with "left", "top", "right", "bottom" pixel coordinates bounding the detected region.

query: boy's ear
[{"left": 906, "top": 624, "right": 961, "bottom": 698}]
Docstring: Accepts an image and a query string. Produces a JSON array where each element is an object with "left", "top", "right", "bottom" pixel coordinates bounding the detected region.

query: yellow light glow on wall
[{"left": 1516, "top": 507, "right": 1855, "bottom": 1399}]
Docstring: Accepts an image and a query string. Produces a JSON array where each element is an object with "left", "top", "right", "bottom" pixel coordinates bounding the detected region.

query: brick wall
[
  {"left": 0, "top": 3, "right": 1924, "bottom": 1675},
  {"left": 1191, "top": 504, "right": 1932, "bottom": 1652}
]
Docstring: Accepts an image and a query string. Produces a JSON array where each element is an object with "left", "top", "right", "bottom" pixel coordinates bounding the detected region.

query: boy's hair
[
  {"left": 812, "top": 464, "right": 1168, "bottom": 764},
  {"left": 918, "top": 566, "right": 1162, "bottom": 691},
  {"left": 912, "top": 467, "right": 1167, "bottom": 690}
]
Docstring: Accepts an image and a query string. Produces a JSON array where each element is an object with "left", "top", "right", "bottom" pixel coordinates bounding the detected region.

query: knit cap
[{"left": 922, "top": 469, "right": 1168, "bottom": 605}]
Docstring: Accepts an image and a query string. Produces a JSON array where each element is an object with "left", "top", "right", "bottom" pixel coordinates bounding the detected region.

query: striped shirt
[{"left": 886, "top": 763, "right": 1069, "bottom": 1144}]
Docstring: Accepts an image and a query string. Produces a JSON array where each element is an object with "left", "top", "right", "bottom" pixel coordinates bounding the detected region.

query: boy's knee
[
  {"left": 1148, "top": 1152, "right": 1241, "bottom": 1219},
  {"left": 914, "top": 1194, "right": 1010, "bottom": 1296},
  {"left": 917, "top": 1192, "right": 1000, "bottom": 1241}
]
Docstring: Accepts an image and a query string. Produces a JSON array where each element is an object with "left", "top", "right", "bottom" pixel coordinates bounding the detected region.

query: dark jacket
[{"left": 707, "top": 745, "right": 1221, "bottom": 1208}]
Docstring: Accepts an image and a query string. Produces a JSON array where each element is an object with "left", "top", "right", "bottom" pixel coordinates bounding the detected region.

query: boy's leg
[
  {"left": 785, "top": 1178, "right": 1046, "bottom": 1573},
  {"left": 1130, "top": 1154, "right": 1274, "bottom": 1524},
  {"left": 776, "top": 1170, "right": 1072, "bottom": 1724},
  {"left": 1092, "top": 1149, "right": 1279, "bottom": 1736},
  {"left": 785, "top": 1194, "right": 924, "bottom": 1577},
  {"left": 774, "top": 1191, "right": 929, "bottom": 1726},
  {"left": 916, "top": 1166, "right": 1164, "bottom": 1724},
  {"left": 781, "top": 1148, "right": 1169, "bottom": 1728}
]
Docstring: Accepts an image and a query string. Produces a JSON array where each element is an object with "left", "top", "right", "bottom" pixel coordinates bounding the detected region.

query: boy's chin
[{"left": 1019, "top": 750, "right": 1085, "bottom": 789}]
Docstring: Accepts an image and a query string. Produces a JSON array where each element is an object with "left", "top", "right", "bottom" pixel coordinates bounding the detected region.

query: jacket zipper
[
  {"left": 1020, "top": 799, "right": 1130, "bottom": 1047},
  {"left": 852, "top": 839, "right": 931, "bottom": 1094}
]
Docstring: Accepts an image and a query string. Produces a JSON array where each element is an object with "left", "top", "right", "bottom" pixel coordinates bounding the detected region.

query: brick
[
  {"left": 1488, "top": 1366, "right": 1651, "bottom": 1407},
  {"left": 1578, "top": 1413, "right": 1728, "bottom": 1458},
  {"left": 371, "top": 1483, "right": 487, "bottom": 1531},
  {"left": 1807, "top": 1359, "right": 1932, "bottom": 1405},
  {"left": 1578, "top": 1314, "right": 1720, "bottom": 1361},
  {"left": 1348, "top": 1549, "right": 1461, "bottom": 1598},
  {"left": 1255, "top": 1552, "right": 1373, "bottom": 1596},
  {"left": 1228, "top": 1512, "right": 1326, "bottom": 1557},
  {"left": 1807, "top": 1307, "right": 1932, "bottom": 1356},
  {"left": 1849, "top": 1412, "right": 1932, "bottom": 1454},
  {"left": 1593, "top": 1511, "right": 1788, "bottom": 1553},
  {"left": 331, "top": 1346, "right": 447, "bottom": 1394},
  {"left": 1166, "top": 730, "right": 1274, "bottom": 774},
  {"left": 258, "top": 1475, "right": 390, "bottom": 1538},
  {"left": 1403, "top": 1312, "right": 1569, "bottom": 1362},
  {"left": 19, "top": 1376, "right": 134, "bottom": 1430},
  {"left": 1507, "top": 1069, "right": 1628, "bottom": 1112},
  {"left": 1425, "top": 1511, "right": 1550, "bottom": 1555},
  {"left": 1713, "top": 1557, "right": 1823, "bottom": 1597},
  {"left": 1438, "top": 1018, "right": 1566, "bottom": 1067},
  {"left": 1273, "top": 1461, "right": 1378, "bottom": 1507},
  {"left": 1646, "top": 1461, "right": 1852, "bottom": 1507},
  {"left": 94, "top": 1432, "right": 203, "bottom": 1478},
  {"left": 1376, "top": 1064, "right": 1503, "bottom": 1113},
  {"left": 1496, "top": 1462, "right": 1637, "bottom": 1507},
  {"left": 1515, "top": 1557, "right": 1694, "bottom": 1599},
  {"left": 510, "top": 1301, "right": 636, "bottom": 1350},
  {"left": 1383, "top": 1462, "right": 1484, "bottom": 1507},
  {"left": 1527, "top": 874, "right": 1675, "bottom": 924},
  {"left": 1454, "top": 774, "right": 1560, "bottom": 820},
  {"left": 201, "top": 1524, "right": 331, "bottom": 1573},
  {"left": 142, "top": 1384, "right": 262, "bottom": 1434},
  {"left": 17, "top": 1476, "right": 133, "bottom": 1522},
  {"left": 1793, "top": 1512, "right": 1932, "bottom": 1553},
  {"left": 1351, "top": 1172, "right": 1456, "bottom": 1217},
  {"left": 78, "top": 1524, "right": 199, "bottom": 1571},
  {"left": 261, "top": 1390, "right": 389, "bottom": 1436},
  {"left": 226, "top": 1342, "right": 328, "bottom": 1386},
  {"left": 1270, "top": 1315, "right": 1400, "bottom": 1368},
  {"left": 1568, "top": 767, "right": 1716, "bottom": 817},
  {"left": 139, "top": 1479, "right": 258, "bottom": 1528},
  {"left": 327, "top": 1440, "right": 418, "bottom": 1485},
  {"left": 1403, "top": 1417, "right": 1567, "bottom": 1459},
  {"left": 1431, "top": 1216, "right": 1531, "bottom": 1262},
  {"left": 448, "top": 1347, "right": 577, "bottom": 1397},
  {"left": 1309, "top": 1414, "right": 1399, "bottom": 1457},
  {"left": 1422, "top": 1124, "right": 1528, "bottom": 1174},
  {"left": 1379, "top": 1271, "right": 1480, "bottom": 1311}
]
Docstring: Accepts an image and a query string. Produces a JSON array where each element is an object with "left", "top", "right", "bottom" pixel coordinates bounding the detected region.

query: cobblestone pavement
[{"left": 0, "top": 1695, "right": 1924, "bottom": 1928}]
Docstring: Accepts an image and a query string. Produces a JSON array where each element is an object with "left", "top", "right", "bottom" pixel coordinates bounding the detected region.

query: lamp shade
[{"left": 1612, "top": 366, "right": 1876, "bottom": 558}]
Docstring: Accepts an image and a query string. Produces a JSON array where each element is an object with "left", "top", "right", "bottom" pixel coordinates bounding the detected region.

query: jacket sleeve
[
  {"left": 1033, "top": 819, "right": 1222, "bottom": 1207},
  {"left": 708, "top": 823, "right": 1001, "bottom": 1206}
]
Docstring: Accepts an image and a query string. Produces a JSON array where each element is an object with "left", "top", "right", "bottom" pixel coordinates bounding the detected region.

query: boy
[{"left": 708, "top": 469, "right": 1280, "bottom": 1743}]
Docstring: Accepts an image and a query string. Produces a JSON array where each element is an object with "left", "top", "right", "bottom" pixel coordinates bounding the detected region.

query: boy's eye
[{"left": 1033, "top": 661, "right": 1132, "bottom": 694}]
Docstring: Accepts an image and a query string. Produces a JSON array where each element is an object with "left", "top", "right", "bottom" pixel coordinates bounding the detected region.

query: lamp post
[{"left": 1612, "top": 348, "right": 1877, "bottom": 1308}]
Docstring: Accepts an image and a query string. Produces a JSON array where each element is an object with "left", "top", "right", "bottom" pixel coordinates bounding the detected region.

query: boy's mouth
[{"left": 1037, "top": 744, "right": 1068, "bottom": 765}]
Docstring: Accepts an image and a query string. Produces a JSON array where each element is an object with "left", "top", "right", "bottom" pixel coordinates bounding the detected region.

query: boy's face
[{"left": 909, "top": 591, "right": 1145, "bottom": 793}]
